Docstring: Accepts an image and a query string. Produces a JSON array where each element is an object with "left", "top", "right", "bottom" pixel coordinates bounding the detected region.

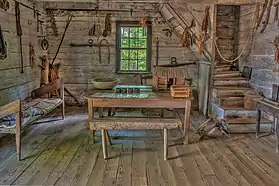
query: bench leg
[
  {"left": 164, "top": 128, "right": 168, "bottom": 160},
  {"left": 101, "top": 129, "right": 108, "bottom": 160},
  {"left": 105, "top": 130, "right": 112, "bottom": 146},
  {"left": 61, "top": 102, "right": 65, "bottom": 120},
  {"left": 16, "top": 113, "right": 21, "bottom": 161},
  {"left": 92, "top": 130, "right": 95, "bottom": 144}
]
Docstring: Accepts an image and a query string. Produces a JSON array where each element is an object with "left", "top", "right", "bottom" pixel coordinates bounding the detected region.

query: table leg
[
  {"left": 184, "top": 100, "right": 191, "bottom": 144},
  {"left": 256, "top": 109, "right": 261, "bottom": 138},
  {"left": 88, "top": 100, "right": 95, "bottom": 144},
  {"left": 164, "top": 128, "right": 168, "bottom": 160},
  {"left": 105, "top": 130, "right": 112, "bottom": 145}
]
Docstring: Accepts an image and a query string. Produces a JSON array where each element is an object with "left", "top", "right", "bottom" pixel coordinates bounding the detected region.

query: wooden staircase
[{"left": 211, "top": 63, "right": 272, "bottom": 130}]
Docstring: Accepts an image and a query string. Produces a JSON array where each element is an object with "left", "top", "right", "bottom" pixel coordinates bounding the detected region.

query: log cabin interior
[{"left": 0, "top": 0, "right": 279, "bottom": 185}]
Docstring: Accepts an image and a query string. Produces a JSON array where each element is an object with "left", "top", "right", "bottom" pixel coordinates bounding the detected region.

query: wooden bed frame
[{"left": 0, "top": 78, "right": 65, "bottom": 160}]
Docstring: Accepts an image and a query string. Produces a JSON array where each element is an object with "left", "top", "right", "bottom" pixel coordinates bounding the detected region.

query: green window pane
[
  {"left": 121, "top": 39, "right": 129, "bottom": 48},
  {"left": 138, "top": 50, "right": 147, "bottom": 59},
  {"left": 138, "top": 59, "right": 147, "bottom": 71},
  {"left": 121, "top": 60, "right": 129, "bottom": 70},
  {"left": 130, "top": 38, "right": 138, "bottom": 48},
  {"left": 129, "top": 60, "right": 137, "bottom": 70},
  {"left": 139, "top": 27, "right": 147, "bottom": 38},
  {"left": 129, "top": 27, "right": 138, "bottom": 38},
  {"left": 121, "top": 50, "right": 129, "bottom": 60},
  {"left": 121, "top": 27, "right": 129, "bottom": 38},
  {"left": 138, "top": 38, "right": 147, "bottom": 48},
  {"left": 130, "top": 50, "right": 137, "bottom": 59}
]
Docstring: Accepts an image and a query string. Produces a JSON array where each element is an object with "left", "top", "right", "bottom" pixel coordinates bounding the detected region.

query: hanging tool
[
  {"left": 103, "top": 13, "right": 112, "bottom": 37},
  {"left": 256, "top": 0, "right": 268, "bottom": 30},
  {"left": 130, "top": 8, "right": 133, "bottom": 17},
  {"left": 170, "top": 57, "right": 177, "bottom": 64},
  {"left": 15, "top": 1, "right": 24, "bottom": 73},
  {"left": 29, "top": 43, "right": 36, "bottom": 68},
  {"left": 98, "top": 39, "right": 110, "bottom": 64},
  {"left": 0, "top": 0, "right": 9, "bottom": 11},
  {"left": 40, "top": 36, "right": 49, "bottom": 50},
  {"left": 260, "top": 0, "right": 274, "bottom": 33},
  {"left": 0, "top": 25, "right": 7, "bottom": 60},
  {"left": 36, "top": 13, "right": 40, "bottom": 32}
]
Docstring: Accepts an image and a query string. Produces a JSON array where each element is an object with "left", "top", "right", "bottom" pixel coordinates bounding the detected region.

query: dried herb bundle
[
  {"left": 181, "top": 28, "right": 192, "bottom": 47},
  {"left": 197, "top": 32, "right": 205, "bottom": 56}
]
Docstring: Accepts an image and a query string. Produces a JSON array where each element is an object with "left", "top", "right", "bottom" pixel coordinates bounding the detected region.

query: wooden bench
[
  {"left": 0, "top": 78, "right": 65, "bottom": 160},
  {"left": 90, "top": 116, "right": 182, "bottom": 160}
]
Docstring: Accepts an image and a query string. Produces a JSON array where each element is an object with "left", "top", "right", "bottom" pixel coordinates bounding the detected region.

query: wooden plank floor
[{"left": 0, "top": 107, "right": 279, "bottom": 186}]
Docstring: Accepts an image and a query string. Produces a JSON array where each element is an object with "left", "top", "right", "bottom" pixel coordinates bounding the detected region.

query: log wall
[
  {"left": 44, "top": 2, "right": 201, "bottom": 105},
  {"left": 238, "top": 4, "right": 279, "bottom": 98},
  {"left": 0, "top": 0, "right": 45, "bottom": 106},
  {"left": 216, "top": 5, "right": 240, "bottom": 64}
]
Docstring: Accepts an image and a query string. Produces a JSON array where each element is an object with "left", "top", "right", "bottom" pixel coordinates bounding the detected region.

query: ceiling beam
[{"left": 40, "top": 0, "right": 261, "bottom": 5}]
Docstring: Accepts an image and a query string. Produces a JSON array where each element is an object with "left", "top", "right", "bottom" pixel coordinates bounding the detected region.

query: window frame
[{"left": 116, "top": 21, "right": 152, "bottom": 74}]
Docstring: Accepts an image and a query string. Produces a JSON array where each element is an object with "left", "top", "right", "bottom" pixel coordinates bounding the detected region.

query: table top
[
  {"left": 254, "top": 98, "right": 279, "bottom": 110},
  {"left": 113, "top": 85, "right": 152, "bottom": 90},
  {"left": 85, "top": 91, "right": 191, "bottom": 101}
]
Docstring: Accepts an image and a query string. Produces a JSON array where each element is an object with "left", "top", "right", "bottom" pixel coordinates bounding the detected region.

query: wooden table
[
  {"left": 85, "top": 92, "right": 192, "bottom": 144},
  {"left": 255, "top": 98, "right": 279, "bottom": 153}
]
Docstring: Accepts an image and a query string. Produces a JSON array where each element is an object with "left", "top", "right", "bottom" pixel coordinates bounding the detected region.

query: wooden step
[
  {"left": 213, "top": 89, "right": 250, "bottom": 97},
  {"left": 225, "top": 117, "right": 272, "bottom": 125},
  {"left": 214, "top": 86, "right": 252, "bottom": 90},
  {"left": 215, "top": 66, "right": 231, "bottom": 72},
  {"left": 219, "top": 97, "right": 244, "bottom": 107},
  {"left": 214, "top": 70, "right": 239, "bottom": 74},
  {"left": 221, "top": 106, "right": 258, "bottom": 118},
  {"left": 214, "top": 71, "right": 242, "bottom": 78},
  {"left": 214, "top": 78, "right": 249, "bottom": 86}
]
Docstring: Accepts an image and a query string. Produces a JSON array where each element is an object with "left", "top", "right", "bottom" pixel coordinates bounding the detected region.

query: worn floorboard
[{"left": 0, "top": 107, "right": 278, "bottom": 186}]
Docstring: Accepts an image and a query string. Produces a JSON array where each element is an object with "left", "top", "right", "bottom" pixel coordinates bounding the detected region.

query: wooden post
[
  {"left": 101, "top": 129, "right": 108, "bottom": 159},
  {"left": 208, "top": 4, "right": 217, "bottom": 114},
  {"left": 164, "top": 128, "right": 168, "bottom": 160}
]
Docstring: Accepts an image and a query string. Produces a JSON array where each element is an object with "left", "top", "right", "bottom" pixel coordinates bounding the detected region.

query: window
[{"left": 116, "top": 21, "right": 152, "bottom": 73}]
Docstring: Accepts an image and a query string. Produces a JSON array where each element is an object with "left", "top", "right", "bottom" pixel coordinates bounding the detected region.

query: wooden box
[
  {"left": 170, "top": 86, "right": 191, "bottom": 98},
  {"left": 244, "top": 91, "right": 262, "bottom": 109}
]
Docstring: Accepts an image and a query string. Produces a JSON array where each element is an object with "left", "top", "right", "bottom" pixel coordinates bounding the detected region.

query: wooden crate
[
  {"left": 170, "top": 85, "right": 191, "bottom": 98},
  {"left": 244, "top": 91, "right": 262, "bottom": 109}
]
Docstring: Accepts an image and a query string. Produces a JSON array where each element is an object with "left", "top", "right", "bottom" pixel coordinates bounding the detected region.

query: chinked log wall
[
  {"left": 238, "top": 4, "right": 279, "bottom": 97},
  {"left": 44, "top": 2, "right": 204, "bottom": 105},
  {"left": 0, "top": 0, "right": 43, "bottom": 106}
]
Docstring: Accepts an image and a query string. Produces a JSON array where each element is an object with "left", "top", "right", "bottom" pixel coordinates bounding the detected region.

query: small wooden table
[
  {"left": 85, "top": 92, "right": 192, "bottom": 144},
  {"left": 255, "top": 98, "right": 279, "bottom": 153}
]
